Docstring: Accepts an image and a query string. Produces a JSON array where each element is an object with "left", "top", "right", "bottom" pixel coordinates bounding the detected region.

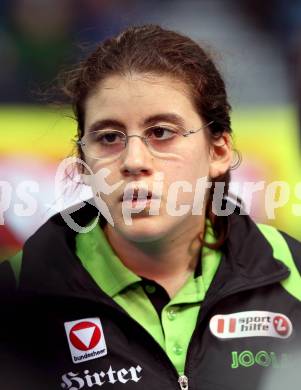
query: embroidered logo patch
[
  {"left": 209, "top": 311, "right": 292, "bottom": 339},
  {"left": 64, "top": 318, "right": 107, "bottom": 363}
]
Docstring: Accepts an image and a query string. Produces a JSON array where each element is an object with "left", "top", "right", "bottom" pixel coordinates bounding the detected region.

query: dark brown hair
[{"left": 63, "top": 24, "right": 237, "bottom": 248}]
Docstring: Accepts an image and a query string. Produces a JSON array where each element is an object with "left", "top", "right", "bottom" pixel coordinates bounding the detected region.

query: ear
[{"left": 209, "top": 133, "right": 233, "bottom": 178}]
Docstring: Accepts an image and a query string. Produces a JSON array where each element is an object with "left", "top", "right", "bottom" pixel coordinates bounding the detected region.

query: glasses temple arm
[{"left": 183, "top": 120, "right": 215, "bottom": 136}]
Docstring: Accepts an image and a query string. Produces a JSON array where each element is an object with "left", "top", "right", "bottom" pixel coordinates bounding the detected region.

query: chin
[{"left": 114, "top": 216, "right": 169, "bottom": 244}]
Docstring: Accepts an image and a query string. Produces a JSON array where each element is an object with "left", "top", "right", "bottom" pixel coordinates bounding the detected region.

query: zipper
[{"left": 178, "top": 375, "right": 188, "bottom": 389}]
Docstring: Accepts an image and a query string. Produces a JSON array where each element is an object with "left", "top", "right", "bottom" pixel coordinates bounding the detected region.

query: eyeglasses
[{"left": 77, "top": 120, "right": 214, "bottom": 161}]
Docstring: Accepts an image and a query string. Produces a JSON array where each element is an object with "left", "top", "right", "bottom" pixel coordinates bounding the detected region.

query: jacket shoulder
[
  {"left": 257, "top": 223, "right": 301, "bottom": 301},
  {"left": 279, "top": 230, "right": 301, "bottom": 273},
  {"left": 0, "top": 259, "right": 17, "bottom": 299}
]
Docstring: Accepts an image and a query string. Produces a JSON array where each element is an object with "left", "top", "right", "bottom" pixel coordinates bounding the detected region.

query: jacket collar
[
  {"left": 203, "top": 212, "right": 290, "bottom": 306},
  {"left": 19, "top": 201, "right": 289, "bottom": 302}
]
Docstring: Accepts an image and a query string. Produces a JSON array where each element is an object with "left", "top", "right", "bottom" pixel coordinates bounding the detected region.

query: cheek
[
  {"left": 86, "top": 159, "right": 119, "bottom": 183},
  {"left": 162, "top": 160, "right": 210, "bottom": 208},
  {"left": 84, "top": 160, "right": 122, "bottom": 205},
  {"left": 164, "top": 155, "right": 210, "bottom": 185}
]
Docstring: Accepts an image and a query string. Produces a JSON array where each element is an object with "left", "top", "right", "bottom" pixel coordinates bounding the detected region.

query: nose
[{"left": 120, "top": 136, "right": 154, "bottom": 177}]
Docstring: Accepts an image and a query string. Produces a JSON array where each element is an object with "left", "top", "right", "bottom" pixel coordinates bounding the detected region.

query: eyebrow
[{"left": 86, "top": 113, "right": 186, "bottom": 133}]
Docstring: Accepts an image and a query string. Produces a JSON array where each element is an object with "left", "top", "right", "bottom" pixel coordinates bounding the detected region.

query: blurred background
[{"left": 1, "top": 0, "right": 301, "bottom": 260}]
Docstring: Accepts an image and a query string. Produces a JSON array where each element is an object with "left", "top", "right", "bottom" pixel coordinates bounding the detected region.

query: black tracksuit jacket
[{"left": 0, "top": 204, "right": 301, "bottom": 390}]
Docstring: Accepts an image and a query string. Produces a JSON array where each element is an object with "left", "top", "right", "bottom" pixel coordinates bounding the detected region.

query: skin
[{"left": 83, "top": 73, "right": 232, "bottom": 297}]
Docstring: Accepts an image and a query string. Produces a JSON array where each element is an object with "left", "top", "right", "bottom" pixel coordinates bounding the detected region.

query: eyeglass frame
[{"left": 76, "top": 120, "right": 215, "bottom": 160}]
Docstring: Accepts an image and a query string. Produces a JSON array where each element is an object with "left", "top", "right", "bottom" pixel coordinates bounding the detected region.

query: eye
[
  {"left": 92, "top": 130, "right": 125, "bottom": 145},
  {"left": 146, "top": 126, "right": 178, "bottom": 140}
]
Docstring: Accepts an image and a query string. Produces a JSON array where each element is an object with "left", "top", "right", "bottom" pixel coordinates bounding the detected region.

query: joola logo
[
  {"left": 209, "top": 311, "right": 292, "bottom": 339},
  {"left": 230, "top": 350, "right": 290, "bottom": 369},
  {"left": 61, "top": 365, "right": 143, "bottom": 389}
]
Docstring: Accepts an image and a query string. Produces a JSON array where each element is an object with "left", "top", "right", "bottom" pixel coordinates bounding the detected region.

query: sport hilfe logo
[
  {"left": 64, "top": 318, "right": 107, "bottom": 363},
  {"left": 209, "top": 311, "right": 293, "bottom": 339}
]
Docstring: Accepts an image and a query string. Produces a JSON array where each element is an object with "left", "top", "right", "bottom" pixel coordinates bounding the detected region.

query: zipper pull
[{"left": 178, "top": 375, "right": 188, "bottom": 389}]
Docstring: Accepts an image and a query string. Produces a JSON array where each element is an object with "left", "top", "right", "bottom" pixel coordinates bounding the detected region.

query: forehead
[{"left": 83, "top": 73, "right": 201, "bottom": 130}]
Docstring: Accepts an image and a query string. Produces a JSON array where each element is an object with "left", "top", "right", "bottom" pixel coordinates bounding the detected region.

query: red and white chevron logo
[{"left": 64, "top": 317, "right": 107, "bottom": 363}]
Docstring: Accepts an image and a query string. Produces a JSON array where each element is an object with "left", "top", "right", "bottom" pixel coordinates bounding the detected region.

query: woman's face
[{"left": 83, "top": 73, "right": 231, "bottom": 243}]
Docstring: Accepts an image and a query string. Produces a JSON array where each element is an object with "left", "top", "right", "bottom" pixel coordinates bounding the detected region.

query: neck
[{"left": 104, "top": 218, "right": 205, "bottom": 297}]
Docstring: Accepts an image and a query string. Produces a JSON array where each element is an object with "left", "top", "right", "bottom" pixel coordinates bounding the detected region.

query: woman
[{"left": 1, "top": 24, "right": 301, "bottom": 390}]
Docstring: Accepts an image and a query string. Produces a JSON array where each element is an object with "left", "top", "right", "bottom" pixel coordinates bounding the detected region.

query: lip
[{"left": 119, "top": 187, "right": 160, "bottom": 202}]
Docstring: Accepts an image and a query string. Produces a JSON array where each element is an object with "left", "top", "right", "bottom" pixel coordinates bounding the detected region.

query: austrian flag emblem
[{"left": 64, "top": 317, "right": 107, "bottom": 363}]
